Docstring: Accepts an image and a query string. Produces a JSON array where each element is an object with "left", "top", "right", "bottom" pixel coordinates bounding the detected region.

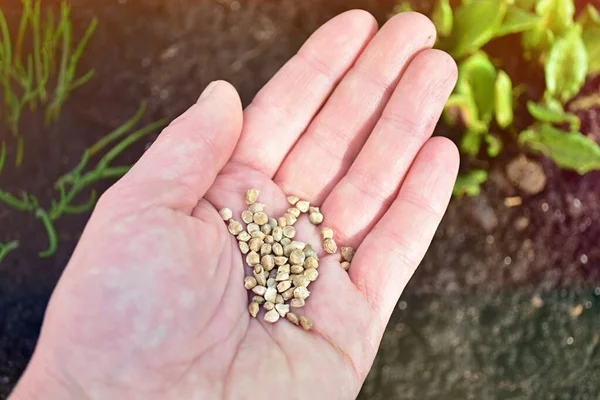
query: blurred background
[{"left": 1, "top": 0, "right": 599, "bottom": 398}]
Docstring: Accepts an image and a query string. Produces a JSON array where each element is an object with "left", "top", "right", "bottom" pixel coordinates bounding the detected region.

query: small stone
[
  {"left": 293, "top": 275, "right": 310, "bottom": 288},
  {"left": 244, "top": 276, "right": 257, "bottom": 290},
  {"left": 277, "top": 280, "right": 292, "bottom": 293},
  {"left": 261, "top": 223, "right": 272, "bottom": 235},
  {"left": 261, "top": 255, "right": 275, "bottom": 270},
  {"left": 304, "top": 268, "right": 318, "bottom": 281},
  {"left": 219, "top": 208, "right": 232, "bottom": 221},
  {"left": 266, "top": 278, "right": 276, "bottom": 288},
  {"left": 272, "top": 227, "right": 283, "bottom": 242},
  {"left": 304, "top": 257, "right": 319, "bottom": 269},
  {"left": 290, "top": 264, "right": 304, "bottom": 274},
  {"left": 261, "top": 243, "right": 272, "bottom": 256},
  {"left": 247, "top": 223, "right": 260, "bottom": 233},
  {"left": 248, "top": 203, "right": 265, "bottom": 213},
  {"left": 290, "top": 298, "right": 305, "bottom": 308},
  {"left": 264, "top": 309, "right": 280, "bottom": 323},
  {"left": 289, "top": 249, "right": 306, "bottom": 265},
  {"left": 275, "top": 303, "right": 290, "bottom": 317},
  {"left": 263, "top": 301, "right": 275, "bottom": 311},
  {"left": 286, "top": 312, "right": 300, "bottom": 325},
  {"left": 321, "top": 227, "right": 333, "bottom": 239},
  {"left": 248, "top": 302, "right": 259, "bottom": 318},
  {"left": 253, "top": 212, "right": 269, "bottom": 225},
  {"left": 246, "top": 251, "right": 260, "bottom": 266},
  {"left": 309, "top": 212, "right": 324, "bottom": 225},
  {"left": 241, "top": 210, "right": 254, "bottom": 224},
  {"left": 264, "top": 287, "right": 277, "bottom": 302},
  {"left": 252, "top": 285, "right": 267, "bottom": 296},
  {"left": 323, "top": 238, "right": 337, "bottom": 254},
  {"left": 284, "top": 213, "right": 297, "bottom": 225},
  {"left": 287, "top": 207, "right": 301, "bottom": 218},
  {"left": 294, "top": 286, "right": 310, "bottom": 300},
  {"left": 228, "top": 220, "right": 243, "bottom": 235},
  {"left": 287, "top": 195, "right": 300, "bottom": 205},
  {"left": 296, "top": 200, "right": 310, "bottom": 213},
  {"left": 249, "top": 238, "right": 264, "bottom": 252},
  {"left": 341, "top": 247, "right": 354, "bottom": 262},
  {"left": 252, "top": 296, "right": 265, "bottom": 305},
  {"left": 283, "top": 226, "right": 296, "bottom": 239},
  {"left": 274, "top": 256, "right": 288, "bottom": 266},
  {"left": 299, "top": 316, "right": 313, "bottom": 330},
  {"left": 237, "top": 231, "right": 251, "bottom": 242},
  {"left": 275, "top": 294, "right": 284, "bottom": 304},
  {"left": 341, "top": 261, "right": 350, "bottom": 271},
  {"left": 245, "top": 189, "right": 260, "bottom": 205},
  {"left": 239, "top": 241, "right": 250, "bottom": 254}
]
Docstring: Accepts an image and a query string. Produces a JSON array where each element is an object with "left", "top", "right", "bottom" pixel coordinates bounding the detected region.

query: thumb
[{"left": 110, "top": 81, "right": 243, "bottom": 213}]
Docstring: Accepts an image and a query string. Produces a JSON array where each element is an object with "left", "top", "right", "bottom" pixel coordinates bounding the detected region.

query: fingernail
[{"left": 198, "top": 81, "right": 218, "bottom": 101}]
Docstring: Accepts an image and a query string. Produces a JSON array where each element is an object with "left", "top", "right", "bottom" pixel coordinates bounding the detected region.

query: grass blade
[{"left": 87, "top": 101, "right": 147, "bottom": 156}]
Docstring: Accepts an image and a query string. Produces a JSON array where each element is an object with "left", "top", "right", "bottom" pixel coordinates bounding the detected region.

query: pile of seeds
[{"left": 220, "top": 189, "right": 354, "bottom": 331}]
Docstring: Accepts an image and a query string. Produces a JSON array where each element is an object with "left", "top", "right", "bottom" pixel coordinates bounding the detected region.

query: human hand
[{"left": 11, "top": 10, "right": 458, "bottom": 400}]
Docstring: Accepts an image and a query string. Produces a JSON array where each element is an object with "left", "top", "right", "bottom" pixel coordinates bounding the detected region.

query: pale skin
[{"left": 10, "top": 10, "right": 459, "bottom": 400}]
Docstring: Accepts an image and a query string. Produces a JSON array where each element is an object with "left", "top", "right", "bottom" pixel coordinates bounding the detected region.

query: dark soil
[{"left": 1, "top": 1, "right": 600, "bottom": 399}]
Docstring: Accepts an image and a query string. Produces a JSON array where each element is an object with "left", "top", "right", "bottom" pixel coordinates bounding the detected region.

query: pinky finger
[{"left": 349, "top": 137, "right": 459, "bottom": 324}]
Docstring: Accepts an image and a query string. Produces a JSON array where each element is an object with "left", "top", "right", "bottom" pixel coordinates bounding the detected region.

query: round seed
[
  {"left": 296, "top": 200, "right": 310, "bottom": 213},
  {"left": 268, "top": 217, "right": 278, "bottom": 228},
  {"left": 294, "top": 286, "right": 310, "bottom": 300},
  {"left": 260, "top": 243, "right": 272, "bottom": 257},
  {"left": 303, "top": 244, "right": 317, "bottom": 258},
  {"left": 252, "top": 285, "right": 266, "bottom": 296},
  {"left": 253, "top": 264, "right": 263, "bottom": 275},
  {"left": 278, "top": 264, "right": 290, "bottom": 274},
  {"left": 237, "top": 231, "right": 251, "bottom": 242},
  {"left": 304, "top": 256, "right": 319, "bottom": 269},
  {"left": 304, "top": 268, "right": 318, "bottom": 281},
  {"left": 321, "top": 227, "right": 333, "bottom": 239},
  {"left": 249, "top": 238, "right": 263, "bottom": 252},
  {"left": 244, "top": 276, "right": 257, "bottom": 290},
  {"left": 275, "top": 303, "right": 290, "bottom": 317},
  {"left": 253, "top": 212, "right": 269, "bottom": 225},
  {"left": 261, "top": 255, "right": 275, "bottom": 270},
  {"left": 246, "top": 251, "right": 260, "bottom": 266},
  {"left": 273, "top": 256, "right": 287, "bottom": 266},
  {"left": 248, "top": 302, "right": 259, "bottom": 318},
  {"left": 280, "top": 237, "right": 292, "bottom": 246},
  {"left": 266, "top": 278, "right": 276, "bottom": 288},
  {"left": 275, "top": 294, "right": 284, "bottom": 304},
  {"left": 264, "top": 287, "right": 277, "bottom": 303},
  {"left": 264, "top": 235, "right": 274, "bottom": 244},
  {"left": 309, "top": 212, "right": 324, "bottom": 225},
  {"left": 251, "top": 231, "right": 266, "bottom": 240},
  {"left": 264, "top": 309, "right": 280, "bottom": 323},
  {"left": 241, "top": 210, "right": 254, "bottom": 224},
  {"left": 278, "top": 217, "right": 288, "bottom": 227},
  {"left": 286, "top": 312, "right": 300, "bottom": 325},
  {"left": 309, "top": 206, "right": 320, "bottom": 214},
  {"left": 263, "top": 301, "right": 275, "bottom": 311},
  {"left": 287, "top": 195, "right": 299, "bottom": 205},
  {"left": 282, "top": 287, "right": 295, "bottom": 300},
  {"left": 289, "top": 249, "right": 306, "bottom": 265},
  {"left": 276, "top": 272, "right": 290, "bottom": 281},
  {"left": 292, "top": 275, "right": 310, "bottom": 288},
  {"left": 247, "top": 223, "right": 260, "bottom": 233},
  {"left": 228, "top": 220, "right": 243, "bottom": 235},
  {"left": 245, "top": 189, "right": 259, "bottom": 205},
  {"left": 323, "top": 238, "right": 337, "bottom": 254},
  {"left": 261, "top": 223, "right": 272, "bottom": 235},
  {"left": 239, "top": 241, "right": 250, "bottom": 254},
  {"left": 272, "top": 243, "right": 284, "bottom": 256},
  {"left": 272, "top": 227, "right": 283, "bottom": 242},
  {"left": 252, "top": 296, "right": 266, "bottom": 304},
  {"left": 283, "top": 226, "right": 296, "bottom": 239},
  {"left": 341, "top": 261, "right": 350, "bottom": 271},
  {"left": 341, "top": 247, "right": 354, "bottom": 262},
  {"left": 219, "top": 208, "right": 232, "bottom": 221},
  {"left": 299, "top": 316, "right": 313, "bottom": 330},
  {"left": 277, "top": 280, "right": 292, "bottom": 293},
  {"left": 291, "top": 241, "right": 306, "bottom": 251},
  {"left": 290, "top": 264, "right": 304, "bottom": 274},
  {"left": 290, "top": 298, "right": 305, "bottom": 308},
  {"left": 284, "top": 213, "right": 297, "bottom": 225},
  {"left": 248, "top": 202, "right": 265, "bottom": 213},
  {"left": 287, "top": 207, "right": 301, "bottom": 218}
]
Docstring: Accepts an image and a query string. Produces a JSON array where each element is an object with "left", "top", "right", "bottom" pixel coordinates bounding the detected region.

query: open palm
[{"left": 12, "top": 11, "right": 458, "bottom": 400}]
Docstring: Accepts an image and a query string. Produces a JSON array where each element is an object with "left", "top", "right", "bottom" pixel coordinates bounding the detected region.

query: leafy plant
[{"left": 392, "top": 0, "right": 600, "bottom": 196}]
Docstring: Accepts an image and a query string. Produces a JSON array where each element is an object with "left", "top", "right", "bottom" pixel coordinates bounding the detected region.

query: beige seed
[
  {"left": 261, "top": 223, "right": 272, "bottom": 235},
  {"left": 309, "top": 206, "right": 320, "bottom": 214},
  {"left": 266, "top": 277, "right": 276, "bottom": 288},
  {"left": 286, "top": 312, "right": 300, "bottom": 325},
  {"left": 284, "top": 213, "right": 297, "bottom": 225},
  {"left": 290, "top": 264, "right": 304, "bottom": 274},
  {"left": 239, "top": 241, "right": 250, "bottom": 254},
  {"left": 275, "top": 294, "right": 284, "bottom": 304},
  {"left": 261, "top": 255, "right": 275, "bottom": 270},
  {"left": 304, "top": 268, "right": 319, "bottom": 281},
  {"left": 282, "top": 287, "right": 295, "bottom": 300},
  {"left": 252, "top": 285, "right": 266, "bottom": 296},
  {"left": 287, "top": 195, "right": 300, "bottom": 205},
  {"left": 290, "top": 298, "right": 305, "bottom": 308},
  {"left": 287, "top": 207, "right": 301, "bottom": 218},
  {"left": 323, "top": 238, "right": 337, "bottom": 254},
  {"left": 253, "top": 264, "right": 263, "bottom": 275},
  {"left": 294, "top": 286, "right": 310, "bottom": 300},
  {"left": 251, "top": 231, "right": 266, "bottom": 240},
  {"left": 293, "top": 275, "right": 310, "bottom": 288},
  {"left": 241, "top": 210, "right": 254, "bottom": 224},
  {"left": 249, "top": 238, "right": 263, "bottom": 253},
  {"left": 272, "top": 243, "right": 284, "bottom": 256},
  {"left": 260, "top": 243, "right": 272, "bottom": 257},
  {"left": 277, "top": 217, "right": 288, "bottom": 227},
  {"left": 228, "top": 220, "right": 243, "bottom": 235},
  {"left": 309, "top": 212, "right": 324, "bottom": 225},
  {"left": 278, "top": 264, "right": 290, "bottom": 274},
  {"left": 219, "top": 208, "right": 232, "bottom": 221},
  {"left": 289, "top": 249, "right": 306, "bottom": 265},
  {"left": 244, "top": 276, "right": 257, "bottom": 290},
  {"left": 277, "top": 280, "right": 292, "bottom": 293},
  {"left": 246, "top": 251, "right": 260, "bottom": 266},
  {"left": 291, "top": 241, "right": 306, "bottom": 251},
  {"left": 272, "top": 227, "right": 283, "bottom": 242},
  {"left": 276, "top": 272, "right": 290, "bottom": 281},
  {"left": 304, "top": 256, "right": 319, "bottom": 269},
  {"left": 252, "top": 295, "right": 266, "bottom": 305},
  {"left": 248, "top": 302, "right": 259, "bottom": 318},
  {"left": 321, "top": 227, "right": 333, "bottom": 240},
  {"left": 268, "top": 217, "right": 278, "bottom": 228},
  {"left": 263, "top": 301, "right": 275, "bottom": 311},
  {"left": 299, "top": 316, "right": 313, "bottom": 330},
  {"left": 248, "top": 202, "right": 265, "bottom": 213},
  {"left": 280, "top": 237, "right": 292, "bottom": 246},
  {"left": 296, "top": 200, "right": 310, "bottom": 213},
  {"left": 282, "top": 226, "right": 296, "bottom": 239},
  {"left": 341, "top": 261, "right": 350, "bottom": 271},
  {"left": 247, "top": 223, "right": 260, "bottom": 233},
  {"left": 237, "top": 231, "right": 251, "bottom": 242},
  {"left": 264, "top": 309, "right": 280, "bottom": 323},
  {"left": 264, "top": 235, "right": 274, "bottom": 244},
  {"left": 253, "top": 212, "right": 269, "bottom": 225},
  {"left": 245, "top": 189, "right": 259, "bottom": 205},
  {"left": 341, "top": 247, "right": 354, "bottom": 262},
  {"left": 303, "top": 244, "right": 317, "bottom": 258},
  {"left": 264, "top": 287, "right": 277, "bottom": 303},
  {"left": 275, "top": 303, "right": 290, "bottom": 317},
  {"left": 274, "top": 256, "right": 288, "bottom": 266}
]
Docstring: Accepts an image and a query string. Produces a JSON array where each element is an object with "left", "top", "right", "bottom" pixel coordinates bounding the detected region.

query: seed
[
  {"left": 271, "top": 226, "right": 283, "bottom": 242},
  {"left": 280, "top": 237, "right": 292, "bottom": 246},
  {"left": 245, "top": 189, "right": 259, "bottom": 204},
  {"left": 237, "top": 231, "right": 251, "bottom": 242},
  {"left": 341, "top": 247, "right": 354, "bottom": 262},
  {"left": 260, "top": 243, "right": 272, "bottom": 257},
  {"left": 309, "top": 212, "right": 324, "bottom": 225},
  {"left": 248, "top": 302, "right": 259, "bottom": 318},
  {"left": 277, "top": 280, "right": 292, "bottom": 293},
  {"left": 274, "top": 256, "right": 288, "bottom": 266},
  {"left": 293, "top": 275, "right": 310, "bottom": 288},
  {"left": 275, "top": 294, "right": 284, "bottom": 304},
  {"left": 296, "top": 200, "right": 310, "bottom": 213},
  {"left": 239, "top": 241, "right": 250, "bottom": 254},
  {"left": 247, "top": 223, "right": 260, "bottom": 233},
  {"left": 253, "top": 212, "right": 269, "bottom": 225},
  {"left": 290, "top": 241, "right": 306, "bottom": 251},
  {"left": 228, "top": 220, "right": 243, "bottom": 235},
  {"left": 264, "top": 287, "right": 277, "bottom": 303},
  {"left": 266, "top": 277, "right": 276, "bottom": 288},
  {"left": 294, "top": 286, "right": 310, "bottom": 300},
  {"left": 287, "top": 207, "right": 301, "bottom": 218},
  {"left": 282, "top": 288, "right": 295, "bottom": 301},
  {"left": 249, "top": 238, "right": 264, "bottom": 252},
  {"left": 303, "top": 244, "right": 317, "bottom": 258},
  {"left": 341, "top": 261, "right": 350, "bottom": 271},
  {"left": 252, "top": 296, "right": 266, "bottom": 304},
  {"left": 261, "top": 255, "right": 275, "bottom": 270},
  {"left": 286, "top": 312, "right": 300, "bottom": 325},
  {"left": 278, "top": 217, "right": 288, "bottom": 227},
  {"left": 251, "top": 231, "right": 266, "bottom": 240},
  {"left": 254, "top": 270, "right": 267, "bottom": 287},
  {"left": 321, "top": 227, "right": 333, "bottom": 240},
  {"left": 299, "top": 316, "right": 313, "bottom": 330},
  {"left": 290, "top": 264, "right": 304, "bottom": 274},
  {"left": 241, "top": 210, "right": 254, "bottom": 224},
  {"left": 261, "top": 223, "right": 272, "bottom": 235},
  {"left": 246, "top": 251, "right": 260, "bottom": 266},
  {"left": 304, "top": 256, "right": 319, "bottom": 269},
  {"left": 287, "top": 195, "right": 299, "bottom": 205},
  {"left": 264, "top": 301, "right": 275, "bottom": 311},
  {"left": 309, "top": 206, "right": 320, "bottom": 214},
  {"left": 264, "top": 309, "right": 280, "bottom": 323},
  {"left": 282, "top": 226, "right": 296, "bottom": 239},
  {"left": 304, "top": 268, "right": 318, "bottom": 281},
  {"left": 284, "top": 213, "right": 297, "bottom": 225},
  {"left": 278, "top": 264, "right": 290, "bottom": 274},
  {"left": 275, "top": 303, "right": 290, "bottom": 317},
  {"left": 219, "top": 208, "right": 232, "bottom": 221},
  {"left": 290, "top": 298, "right": 305, "bottom": 308},
  {"left": 323, "top": 238, "right": 337, "bottom": 254},
  {"left": 252, "top": 285, "right": 266, "bottom": 296},
  {"left": 264, "top": 235, "right": 274, "bottom": 244},
  {"left": 253, "top": 264, "right": 263, "bottom": 275},
  {"left": 244, "top": 276, "right": 257, "bottom": 290},
  {"left": 289, "top": 249, "right": 306, "bottom": 265},
  {"left": 272, "top": 243, "right": 284, "bottom": 256},
  {"left": 276, "top": 272, "right": 290, "bottom": 281},
  {"left": 248, "top": 202, "right": 265, "bottom": 213},
  {"left": 268, "top": 217, "right": 278, "bottom": 228}
]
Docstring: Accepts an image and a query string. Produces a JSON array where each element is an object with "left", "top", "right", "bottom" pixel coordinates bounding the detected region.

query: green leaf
[
  {"left": 496, "top": 6, "right": 542, "bottom": 37},
  {"left": 460, "top": 128, "right": 485, "bottom": 156},
  {"left": 578, "top": 5, "right": 600, "bottom": 75},
  {"left": 494, "top": 70, "right": 513, "bottom": 128},
  {"left": 577, "top": 4, "right": 600, "bottom": 25},
  {"left": 519, "top": 124, "right": 600, "bottom": 174},
  {"left": 391, "top": 1, "right": 413, "bottom": 14},
  {"left": 485, "top": 133, "right": 503, "bottom": 157},
  {"left": 453, "top": 169, "right": 488, "bottom": 197},
  {"left": 536, "top": 0, "right": 574, "bottom": 36},
  {"left": 522, "top": 24, "right": 554, "bottom": 55},
  {"left": 458, "top": 52, "right": 497, "bottom": 124},
  {"left": 444, "top": 93, "right": 479, "bottom": 127},
  {"left": 526, "top": 100, "right": 580, "bottom": 130},
  {"left": 449, "top": 0, "right": 507, "bottom": 58},
  {"left": 545, "top": 25, "right": 587, "bottom": 103},
  {"left": 431, "top": 0, "right": 453, "bottom": 37}
]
